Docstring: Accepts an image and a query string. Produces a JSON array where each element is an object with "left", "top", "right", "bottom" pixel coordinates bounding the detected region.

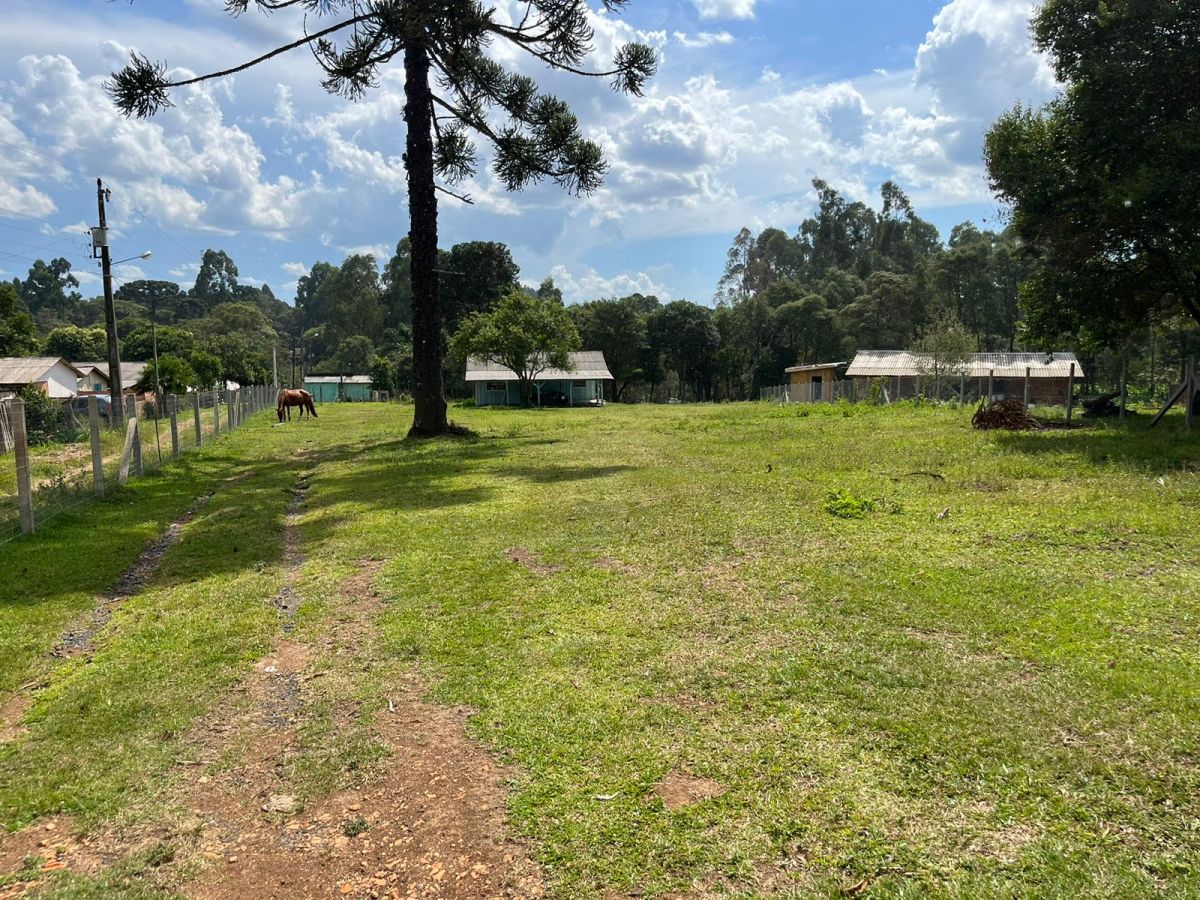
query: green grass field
[{"left": 2, "top": 401, "right": 1200, "bottom": 898}]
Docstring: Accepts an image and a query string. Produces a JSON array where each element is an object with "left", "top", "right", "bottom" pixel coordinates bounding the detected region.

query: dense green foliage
[{"left": 986, "top": 0, "right": 1200, "bottom": 347}]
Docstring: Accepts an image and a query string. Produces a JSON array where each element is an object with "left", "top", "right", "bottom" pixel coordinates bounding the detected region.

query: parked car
[{"left": 69, "top": 394, "right": 113, "bottom": 416}]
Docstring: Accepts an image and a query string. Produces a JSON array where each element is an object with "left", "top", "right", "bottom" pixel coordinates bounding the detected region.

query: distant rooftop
[
  {"left": 304, "top": 375, "right": 372, "bottom": 384},
  {"left": 846, "top": 351, "right": 1084, "bottom": 379},
  {"left": 0, "top": 357, "right": 84, "bottom": 384}
]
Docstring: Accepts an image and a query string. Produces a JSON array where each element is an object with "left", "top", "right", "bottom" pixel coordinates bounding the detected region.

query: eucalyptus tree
[{"left": 107, "top": 1, "right": 656, "bottom": 436}]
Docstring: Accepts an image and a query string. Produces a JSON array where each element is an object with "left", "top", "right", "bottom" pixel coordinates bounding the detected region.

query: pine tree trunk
[{"left": 403, "top": 39, "right": 448, "bottom": 437}]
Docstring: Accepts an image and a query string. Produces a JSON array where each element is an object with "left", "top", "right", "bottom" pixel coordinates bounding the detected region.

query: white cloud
[
  {"left": 693, "top": 0, "right": 757, "bottom": 20},
  {"left": 674, "top": 31, "right": 735, "bottom": 49},
  {"left": 0, "top": 181, "right": 57, "bottom": 218},
  {"left": 281, "top": 261, "right": 309, "bottom": 278},
  {"left": 548, "top": 264, "right": 673, "bottom": 305}
]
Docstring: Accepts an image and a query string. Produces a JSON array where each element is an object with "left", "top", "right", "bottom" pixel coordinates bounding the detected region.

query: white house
[
  {"left": 0, "top": 357, "right": 85, "bottom": 400},
  {"left": 73, "top": 361, "right": 150, "bottom": 395},
  {"left": 466, "top": 351, "right": 614, "bottom": 407}
]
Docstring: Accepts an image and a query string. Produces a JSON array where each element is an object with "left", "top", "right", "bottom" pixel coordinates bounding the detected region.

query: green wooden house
[
  {"left": 303, "top": 375, "right": 372, "bottom": 403},
  {"left": 466, "top": 351, "right": 613, "bottom": 406}
]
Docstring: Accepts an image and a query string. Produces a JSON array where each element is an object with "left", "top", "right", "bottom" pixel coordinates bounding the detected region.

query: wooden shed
[{"left": 784, "top": 362, "right": 847, "bottom": 402}]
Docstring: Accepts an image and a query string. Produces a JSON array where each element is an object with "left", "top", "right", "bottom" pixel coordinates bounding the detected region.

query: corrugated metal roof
[
  {"left": 304, "top": 375, "right": 372, "bottom": 384},
  {"left": 784, "top": 361, "right": 846, "bottom": 374},
  {"left": 465, "top": 350, "right": 614, "bottom": 382},
  {"left": 73, "top": 361, "right": 150, "bottom": 385},
  {"left": 845, "top": 351, "right": 1084, "bottom": 379},
  {"left": 0, "top": 357, "right": 84, "bottom": 384}
]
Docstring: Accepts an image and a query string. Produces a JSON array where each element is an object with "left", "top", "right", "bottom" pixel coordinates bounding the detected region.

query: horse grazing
[{"left": 276, "top": 389, "right": 318, "bottom": 422}]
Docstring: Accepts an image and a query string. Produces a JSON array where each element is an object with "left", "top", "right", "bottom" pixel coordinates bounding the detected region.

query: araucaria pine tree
[{"left": 107, "top": 1, "right": 656, "bottom": 436}]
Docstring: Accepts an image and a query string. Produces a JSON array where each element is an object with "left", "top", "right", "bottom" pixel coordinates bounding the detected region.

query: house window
[
  {"left": 485, "top": 381, "right": 506, "bottom": 392},
  {"left": 572, "top": 380, "right": 587, "bottom": 388}
]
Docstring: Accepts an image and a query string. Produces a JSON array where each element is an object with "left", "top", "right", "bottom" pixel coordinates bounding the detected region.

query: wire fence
[
  {"left": 0, "top": 385, "right": 278, "bottom": 546},
  {"left": 761, "top": 373, "right": 1076, "bottom": 407}
]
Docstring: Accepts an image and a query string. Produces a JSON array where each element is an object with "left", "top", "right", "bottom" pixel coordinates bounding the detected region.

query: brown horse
[{"left": 277, "top": 389, "right": 318, "bottom": 422}]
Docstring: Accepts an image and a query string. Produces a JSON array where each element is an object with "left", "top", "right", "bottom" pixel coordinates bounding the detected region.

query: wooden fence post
[
  {"left": 1187, "top": 358, "right": 1195, "bottom": 432},
  {"left": 88, "top": 395, "right": 104, "bottom": 495},
  {"left": 193, "top": 391, "right": 202, "bottom": 446},
  {"left": 959, "top": 371, "right": 966, "bottom": 406},
  {"left": 988, "top": 368, "right": 994, "bottom": 403},
  {"left": 1119, "top": 355, "right": 1128, "bottom": 423},
  {"left": 1066, "top": 362, "right": 1076, "bottom": 423},
  {"left": 226, "top": 390, "right": 235, "bottom": 430},
  {"left": 169, "top": 395, "right": 180, "bottom": 457},
  {"left": 1024, "top": 367, "right": 1031, "bottom": 407},
  {"left": 212, "top": 389, "right": 220, "bottom": 435},
  {"left": 12, "top": 398, "right": 35, "bottom": 535}
]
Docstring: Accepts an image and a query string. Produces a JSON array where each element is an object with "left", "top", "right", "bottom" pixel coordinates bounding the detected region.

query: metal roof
[
  {"left": 0, "top": 357, "right": 85, "bottom": 384},
  {"left": 465, "top": 350, "right": 614, "bottom": 382},
  {"left": 845, "top": 351, "right": 1084, "bottom": 379},
  {"left": 304, "top": 375, "right": 372, "bottom": 384},
  {"left": 73, "top": 361, "right": 150, "bottom": 384},
  {"left": 785, "top": 361, "right": 846, "bottom": 374}
]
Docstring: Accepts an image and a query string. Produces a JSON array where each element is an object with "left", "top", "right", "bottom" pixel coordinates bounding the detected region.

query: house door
[{"left": 812, "top": 375, "right": 823, "bottom": 401}]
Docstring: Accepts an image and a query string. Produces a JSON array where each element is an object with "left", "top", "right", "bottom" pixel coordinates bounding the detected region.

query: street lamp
[{"left": 113, "top": 250, "right": 153, "bottom": 266}]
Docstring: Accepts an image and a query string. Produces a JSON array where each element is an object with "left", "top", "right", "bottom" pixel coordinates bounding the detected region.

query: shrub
[
  {"left": 824, "top": 489, "right": 874, "bottom": 519},
  {"left": 16, "top": 386, "right": 68, "bottom": 445}
]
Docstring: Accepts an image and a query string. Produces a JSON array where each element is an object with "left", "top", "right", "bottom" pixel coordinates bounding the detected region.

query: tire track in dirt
[
  {"left": 181, "top": 546, "right": 545, "bottom": 900},
  {"left": 2, "top": 461, "right": 545, "bottom": 899}
]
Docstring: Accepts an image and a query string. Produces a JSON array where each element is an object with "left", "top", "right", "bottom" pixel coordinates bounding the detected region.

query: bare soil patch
[
  {"left": 591, "top": 557, "right": 639, "bottom": 575},
  {"left": 653, "top": 772, "right": 726, "bottom": 811},
  {"left": 0, "top": 693, "right": 31, "bottom": 745},
  {"left": 504, "top": 548, "right": 562, "bottom": 576},
  {"left": 182, "top": 690, "right": 543, "bottom": 900}
]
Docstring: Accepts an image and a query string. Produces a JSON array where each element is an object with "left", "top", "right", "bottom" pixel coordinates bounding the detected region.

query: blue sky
[{"left": 0, "top": 0, "right": 1056, "bottom": 306}]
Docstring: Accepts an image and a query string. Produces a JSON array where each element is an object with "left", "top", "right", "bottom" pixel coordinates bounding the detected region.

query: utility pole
[{"left": 93, "top": 178, "right": 124, "bottom": 417}]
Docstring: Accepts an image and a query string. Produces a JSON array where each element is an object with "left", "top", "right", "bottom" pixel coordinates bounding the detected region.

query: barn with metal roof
[{"left": 845, "top": 351, "right": 1083, "bottom": 404}]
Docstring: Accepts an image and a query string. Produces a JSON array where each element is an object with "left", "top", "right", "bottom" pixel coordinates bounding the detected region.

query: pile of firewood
[{"left": 972, "top": 398, "right": 1042, "bottom": 431}]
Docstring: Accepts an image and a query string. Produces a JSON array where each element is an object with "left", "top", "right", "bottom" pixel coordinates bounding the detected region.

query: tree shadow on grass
[{"left": 991, "top": 417, "right": 1200, "bottom": 473}]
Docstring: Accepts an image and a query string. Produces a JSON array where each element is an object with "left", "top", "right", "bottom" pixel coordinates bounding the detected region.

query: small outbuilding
[
  {"left": 784, "top": 362, "right": 847, "bottom": 402},
  {"left": 303, "top": 374, "right": 372, "bottom": 403},
  {"left": 466, "top": 351, "right": 614, "bottom": 407},
  {"left": 845, "top": 351, "right": 1084, "bottom": 404},
  {"left": 0, "top": 357, "right": 85, "bottom": 400}
]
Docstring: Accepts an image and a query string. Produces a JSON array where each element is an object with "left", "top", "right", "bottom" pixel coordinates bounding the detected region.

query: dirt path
[{"left": 1, "top": 464, "right": 545, "bottom": 899}]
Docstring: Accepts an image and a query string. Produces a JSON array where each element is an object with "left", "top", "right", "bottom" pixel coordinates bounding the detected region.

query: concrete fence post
[
  {"left": 193, "top": 391, "right": 202, "bottom": 447},
  {"left": 213, "top": 389, "right": 221, "bottom": 435},
  {"left": 1066, "top": 362, "right": 1076, "bottom": 423},
  {"left": 131, "top": 395, "right": 143, "bottom": 477},
  {"left": 88, "top": 396, "right": 104, "bottom": 495},
  {"left": 12, "top": 398, "right": 35, "bottom": 535},
  {"left": 169, "top": 394, "right": 180, "bottom": 457}
]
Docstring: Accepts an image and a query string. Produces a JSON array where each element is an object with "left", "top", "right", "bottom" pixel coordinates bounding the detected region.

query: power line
[{"left": 0, "top": 137, "right": 92, "bottom": 181}]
